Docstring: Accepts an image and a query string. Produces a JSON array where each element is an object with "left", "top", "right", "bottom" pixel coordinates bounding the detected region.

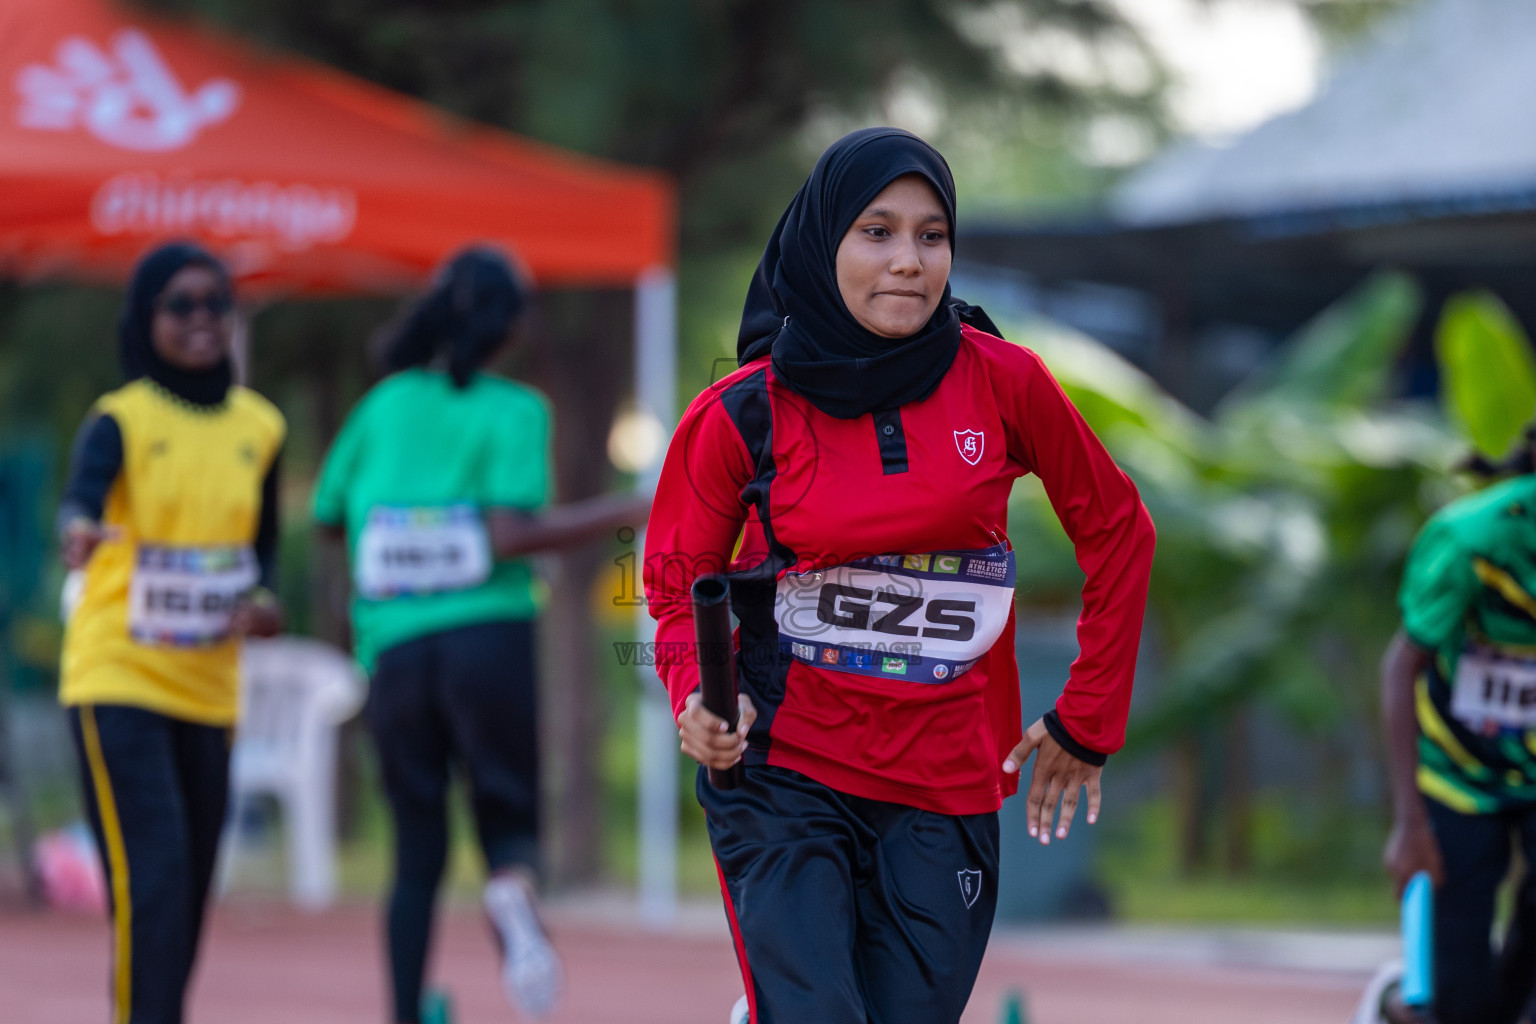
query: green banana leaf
[
  {"left": 1010, "top": 318, "right": 1207, "bottom": 457},
  {"left": 1435, "top": 290, "right": 1536, "bottom": 459},
  {"left": 1220, "top": 271, "right": 1421, "bottom": 414}
]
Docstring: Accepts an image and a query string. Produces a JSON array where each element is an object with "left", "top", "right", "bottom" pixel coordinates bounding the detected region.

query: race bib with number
[
  {"left": 129, "top": 544, "right": 258, "bottom": 647},
  {"left": 1451, "top": 643, "right": 1536, "bottom": 731},
  {"left": 775, "top": 544, "right": 1016, "bottom": 684},
  {"left": 355, "top": 504, "right": 492, "bottom": 600}
]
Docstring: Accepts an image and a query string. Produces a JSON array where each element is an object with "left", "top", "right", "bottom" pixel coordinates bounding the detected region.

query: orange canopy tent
[{"left": 0, "top": 0, "right": 674, "bottom": 293}]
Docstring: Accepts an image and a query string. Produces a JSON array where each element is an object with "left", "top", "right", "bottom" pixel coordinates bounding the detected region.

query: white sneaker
[
  {"left": 484, "top": 875, "right": 564, "bottom": 1019},
  {"left": 1350, "top": 962, "right": 1403, "bottom": 1024},
  {"left": 728, "top": 995, "right": 750, "bottom": 1024}
]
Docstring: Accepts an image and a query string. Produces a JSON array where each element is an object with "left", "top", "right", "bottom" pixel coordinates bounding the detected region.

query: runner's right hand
[
  {"left": 678, "top": 691, "right": 756, "bottom": 771},
  {"left": 1384, "top": 812, "right": 1444, "bottom": 896},
  {"left": 62, "top": 518, "right": 105, "bottom": 570}
]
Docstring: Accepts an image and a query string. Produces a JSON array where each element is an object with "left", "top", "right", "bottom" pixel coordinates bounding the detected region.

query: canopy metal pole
[
  {"left": 635, "top": 267, "right": 678, "bottom": 929},
  {"left": 230, "top": 304, "right": 252, "bottom": 385}
]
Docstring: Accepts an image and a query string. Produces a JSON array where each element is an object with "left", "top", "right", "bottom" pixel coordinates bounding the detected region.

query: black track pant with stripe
[
  {"left": 699, "top": 764, "right": 999, "bottom": 1024},
  {"left": 68, "top": 704, "right": 231, "bottom": 1024}
]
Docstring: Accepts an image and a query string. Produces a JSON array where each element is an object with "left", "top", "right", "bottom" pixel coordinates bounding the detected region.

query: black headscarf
[
  {"left": 384, "top": 247, "right": 527, "bottom": 388},
  {"left": 119, "top": 242, "right": 234, "bottom": 407},
  {"left": 738, "top": 127, "right": 986, "bottom": 419}
]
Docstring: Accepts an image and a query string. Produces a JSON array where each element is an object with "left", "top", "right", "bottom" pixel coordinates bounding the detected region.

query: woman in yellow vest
[{"left": 58, "top": 242, "right": 286, "bottom": 1024}]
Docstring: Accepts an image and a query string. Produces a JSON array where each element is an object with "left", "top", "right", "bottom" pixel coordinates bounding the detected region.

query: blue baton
[{"left": 1401, "top": 870, "right": 1434, "bottom": 1007}]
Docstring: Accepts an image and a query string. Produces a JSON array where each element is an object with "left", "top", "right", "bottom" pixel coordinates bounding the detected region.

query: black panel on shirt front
[
  {"left": 871, "top": 409, "right": 908, "bottom": 475},
  {"left": 716, "top": 368, "right": 794, "bottom": 750},
  {"left": 719, "top": 369, "right": 772, "bottom": 476}
]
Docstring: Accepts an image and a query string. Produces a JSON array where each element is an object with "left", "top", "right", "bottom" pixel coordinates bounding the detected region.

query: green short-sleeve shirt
[
  {"left": 313, "top": 369, "right": 551, "bottom": 671},
  {"left": 1398, "top": 474, "right": 1536, "bottom": 813}
]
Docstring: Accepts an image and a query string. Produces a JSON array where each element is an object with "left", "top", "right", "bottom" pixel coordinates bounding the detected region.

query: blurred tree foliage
[
  {"left": 134, "top": 0, "right": 1165, "bottom": 236},
  {"left": 131, "top": 0, "right": 1178, "bottom": 406},
  {"left": 1298, "top": 0, "right": 1415, "bottom": 52},
  {"left": 1003, "top": 271, "right": 1536, "bottom": 876}
]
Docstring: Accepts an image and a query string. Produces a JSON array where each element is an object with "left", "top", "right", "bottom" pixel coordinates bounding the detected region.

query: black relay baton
[{"left": 691, "top": 573, "right": 744, "bottom": 790}]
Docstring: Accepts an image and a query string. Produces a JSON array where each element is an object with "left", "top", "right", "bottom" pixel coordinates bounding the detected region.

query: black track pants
[
  {"left": 69, "top": 704, "right": 231, "bottom": 1024},
  {"left": 699, "top": 763, "right": 999, "bottom": 1024},
  {"left": 367, "top": 619, "right": 541, "bottom": 1024},
  {"left": 1427, "top": 796, "right": 1536, "bottom": 1024}
]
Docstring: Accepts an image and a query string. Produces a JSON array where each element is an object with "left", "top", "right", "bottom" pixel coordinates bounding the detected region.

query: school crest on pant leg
[{"left": 957, "top": 869, "right": 982, "bottom": 909}]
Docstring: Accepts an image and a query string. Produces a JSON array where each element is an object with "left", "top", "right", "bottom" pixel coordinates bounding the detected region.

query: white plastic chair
[{"left": 222, "top": 636, "right": 366, "bottom": 910}]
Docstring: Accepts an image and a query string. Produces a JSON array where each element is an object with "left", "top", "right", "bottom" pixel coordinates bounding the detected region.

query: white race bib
[
  {"left": 355, "top": 505, "right": 492, "bottom": 600},
  {"left": 129, "top": 544, "right": 258, "bottom": 647},
  {"left": 775, "top": 545, "right": 1015, "bottom": 684},
  {"left": 1451, "top": 643, "right": 1536, "bottom": 730}
]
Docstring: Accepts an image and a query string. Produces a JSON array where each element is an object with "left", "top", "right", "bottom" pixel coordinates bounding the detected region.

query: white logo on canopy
[{"left": 16, "top": 29, "right": 240, "bottom": 151}]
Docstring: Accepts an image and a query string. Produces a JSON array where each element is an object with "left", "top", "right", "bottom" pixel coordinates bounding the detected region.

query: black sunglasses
[{"left": 158, "top": 292, "right": 233, "bottom": 319}]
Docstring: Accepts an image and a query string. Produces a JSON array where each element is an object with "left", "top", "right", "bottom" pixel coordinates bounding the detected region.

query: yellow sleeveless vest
[{"left": 60, "top": 380, "right": 285, "bottom": 724}]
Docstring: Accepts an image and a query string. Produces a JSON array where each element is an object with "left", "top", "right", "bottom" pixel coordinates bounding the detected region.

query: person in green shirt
[
  {"left": 314, "top": 249, "right": 647, "bottom": 1024},
  {"left": 1380, "top": 432, "right": 1536, "bottom": 1024}
]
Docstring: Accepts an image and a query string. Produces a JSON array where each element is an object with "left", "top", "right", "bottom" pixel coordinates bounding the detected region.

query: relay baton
[
  {"left": 1400, "top": 870, "right": 1434, "bottom": 1008},
  {"left": 691, "top": 574, "right": 744, "bottom": 790}
]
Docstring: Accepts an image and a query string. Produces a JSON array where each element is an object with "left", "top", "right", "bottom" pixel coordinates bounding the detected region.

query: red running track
[{"left": 0, "top": 902, "right": 1366, "bottom": 1024}]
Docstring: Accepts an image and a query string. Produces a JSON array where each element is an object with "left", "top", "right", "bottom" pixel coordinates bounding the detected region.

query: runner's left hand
[{"left": 1004, "top": 716, "right": 1103, "bottom": 845}]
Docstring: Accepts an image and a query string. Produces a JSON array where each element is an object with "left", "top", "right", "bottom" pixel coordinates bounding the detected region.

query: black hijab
[
  {"left": 119, "top": 242, "right": 234, "bottom": 407},
  {"left": 383, "top": 247, "right": 527, "bottom": 388},
  {"left": 738, "top": 127, "right": 986, "bottom": 419}
]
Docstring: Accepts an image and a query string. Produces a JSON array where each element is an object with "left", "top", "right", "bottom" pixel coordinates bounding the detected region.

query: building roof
[{"left": 1113, "top": 0, "right": 1536, "bottom": 228}]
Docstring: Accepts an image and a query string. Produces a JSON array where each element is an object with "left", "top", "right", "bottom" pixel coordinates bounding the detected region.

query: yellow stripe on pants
[{"left": 80, "top": 706, "right": 133, "bottom": 1024}]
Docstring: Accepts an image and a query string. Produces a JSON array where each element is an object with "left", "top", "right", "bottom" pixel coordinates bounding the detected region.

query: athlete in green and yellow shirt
[{"left": 1383, "top": 453, "right": 1536, "bottom": 1024}]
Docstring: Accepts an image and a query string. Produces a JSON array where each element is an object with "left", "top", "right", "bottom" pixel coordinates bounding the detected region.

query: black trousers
[
  {"left": 1427, "top": 796, "right": 1536, "bottom": 1024},
  {"left": 699, "top": 764, "right": 999, "bottom": 1024},
  {"left": 68, "top": 704, "right": 231, "bottom": 1024},
  {"left": 367, "top": 618, "right": 541, "bottom": 1024}
]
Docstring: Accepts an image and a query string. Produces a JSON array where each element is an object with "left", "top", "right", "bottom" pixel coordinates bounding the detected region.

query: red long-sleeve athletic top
[{"left": 643, "top": 325, "right": 1155, "bottom": 815}]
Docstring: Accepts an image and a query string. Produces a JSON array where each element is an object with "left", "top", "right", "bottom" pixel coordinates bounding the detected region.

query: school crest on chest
[{"left": 954, "top": 430, "right": 984, "bottom": 466}]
